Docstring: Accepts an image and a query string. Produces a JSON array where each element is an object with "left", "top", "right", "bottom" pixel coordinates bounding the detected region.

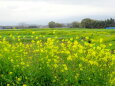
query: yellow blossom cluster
[{"left": 0, "top": 30, "right": 114, "bottom": 86}]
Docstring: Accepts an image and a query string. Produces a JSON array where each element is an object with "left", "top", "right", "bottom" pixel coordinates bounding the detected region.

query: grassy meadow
[{"left": 0, "top": 28, "right": 115, "bottom": 86}]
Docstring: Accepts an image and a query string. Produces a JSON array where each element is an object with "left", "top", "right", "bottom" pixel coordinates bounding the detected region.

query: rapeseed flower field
[{"left": 0, "top": 29, "right": 115, "bottom": 86}]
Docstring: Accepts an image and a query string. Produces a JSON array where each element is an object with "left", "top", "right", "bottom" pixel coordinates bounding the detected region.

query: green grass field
[{"left": 0, "top": 28, "right": 115, "bottom": 86}]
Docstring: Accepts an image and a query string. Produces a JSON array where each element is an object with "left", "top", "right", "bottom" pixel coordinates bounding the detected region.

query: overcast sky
[{"left": 0, "top": 0, "right": 115, "bottom": 25}]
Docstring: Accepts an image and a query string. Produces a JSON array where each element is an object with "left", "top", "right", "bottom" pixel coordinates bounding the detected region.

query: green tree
[
  {"left": 55, "top": 23, "right": 64, "bottom": 28},
  {"left": 81, "top": 18, "right": 96, "bottom": 28},
  {"left": 71, "top": 22, "right": 81, "bottom": 28},
  {"left": 48, "top": 21, "right": 56, "bottom": 28}
]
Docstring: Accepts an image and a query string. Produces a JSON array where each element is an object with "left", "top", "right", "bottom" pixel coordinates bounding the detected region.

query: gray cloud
[
  {"left": 1, "top": 0, "right": 115, "bottom": 6},
  {"left": 0, "top": 0, "right": 115, "bottom": 25}
]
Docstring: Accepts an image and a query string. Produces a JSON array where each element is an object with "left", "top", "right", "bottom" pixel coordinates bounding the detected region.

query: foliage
[
  {"left": 71, "top": 22, "right": 81, "bottom": 28},
  {"left": 81, "top": 18, "right": 115, "bottom": 29},
  {"left": 48, "top": 21, "right": 56, "bottom": 28},
  {"left": 48, "top": 18, "right": 115, "bottom": 29},
  {"left": 48, "top": 21, "right": 64, "bottom": 28}
]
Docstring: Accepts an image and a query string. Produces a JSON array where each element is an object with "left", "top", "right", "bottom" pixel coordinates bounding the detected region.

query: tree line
[{"left": 48, "top": 18, "right": 115, "bottom": 29}]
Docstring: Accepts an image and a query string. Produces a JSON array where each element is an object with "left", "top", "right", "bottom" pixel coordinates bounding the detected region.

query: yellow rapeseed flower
[
  {"left": 7, "top": 84, "right": 10, "bottom": 86},
  {"left": 32, "top": 32, "right": 35, "bottom": 34},
  {"left": 53, "top": 64, "right": 58, "bottom": 68},
  {"left": 67, "top": 56, "right": 72, "bottom": 61},
  {"left": 63, "top": 64, "right": 68, "bottom": 71},
  {"left": 17, "top": 77, "right": 21, "bottom": 81},
  {"left": 23, "top": 84, "right": 27, "bottom": 86},
  {"left": 21, "top": 62, "right": 25, "bottom": 65},
  {"left": 100, "top": 38, "right": 103, "bottom": 43},
  {"left": 9, "top": 72, "right": 13, "bottom": 75}
]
